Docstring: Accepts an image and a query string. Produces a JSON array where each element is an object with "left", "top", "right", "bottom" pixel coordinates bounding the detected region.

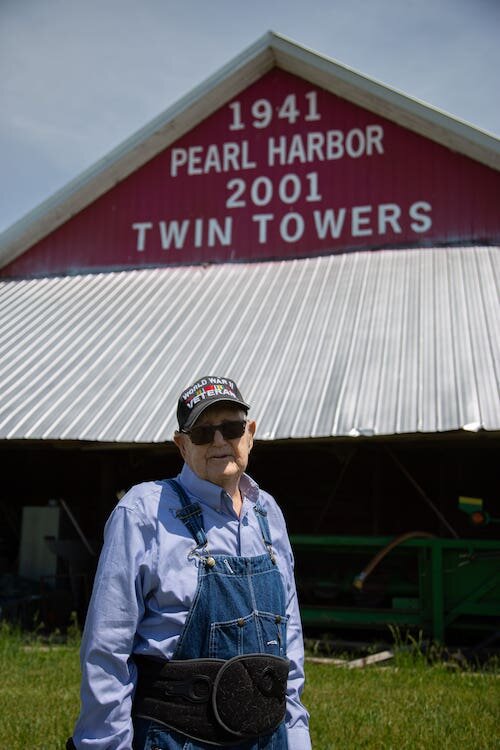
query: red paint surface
[{"left": 3, "top": 69, "right": 500, "bottom": 277}]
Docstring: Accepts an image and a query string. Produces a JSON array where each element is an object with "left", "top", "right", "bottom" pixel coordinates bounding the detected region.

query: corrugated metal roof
[{"left": 0, "top": 246, "right": 498, "bottom": 443}]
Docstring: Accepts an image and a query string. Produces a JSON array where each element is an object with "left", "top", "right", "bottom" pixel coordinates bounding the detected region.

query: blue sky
[{"left": 1, "top": 0, "right": 499, "bottom": 232}]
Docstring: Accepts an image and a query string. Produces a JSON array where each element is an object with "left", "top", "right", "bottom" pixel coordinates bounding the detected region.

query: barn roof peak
[{"left": 1, "top": 30, "right": 499, "bottom": 271}]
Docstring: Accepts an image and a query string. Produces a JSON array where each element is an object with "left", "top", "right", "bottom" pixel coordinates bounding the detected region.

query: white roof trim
[{"left": 1, "top": 30, "right": 499, "bottom": 271}]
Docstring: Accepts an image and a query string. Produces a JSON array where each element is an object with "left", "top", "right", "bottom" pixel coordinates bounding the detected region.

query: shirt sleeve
[
  {"left": 267, "top": 498, "right": 312, "bottom": 750},
  {"left": 72, "top": 500, "right": 154, "bottom": 750}
]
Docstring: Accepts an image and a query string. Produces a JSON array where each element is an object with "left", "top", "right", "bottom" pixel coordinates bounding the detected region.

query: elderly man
[{"left": 69, "top": 376, "right": 311, "bottom": 750}]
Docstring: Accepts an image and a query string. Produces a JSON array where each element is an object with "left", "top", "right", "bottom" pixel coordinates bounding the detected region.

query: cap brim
[{"left": 183, "top": 397, "right": 249, "bottom": 430}]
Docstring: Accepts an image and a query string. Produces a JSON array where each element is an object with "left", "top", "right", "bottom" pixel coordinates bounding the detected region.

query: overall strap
[
  {"left": 167, "top": 478, "right": 208, "bottom": 548},
  {"left": 253, "top": 501, "right": 277, "bottom": 564}
]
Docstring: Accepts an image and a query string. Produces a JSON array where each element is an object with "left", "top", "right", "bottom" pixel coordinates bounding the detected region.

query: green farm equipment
[{"left": 291, "top": 533, "right": 500, "bottom": 645}]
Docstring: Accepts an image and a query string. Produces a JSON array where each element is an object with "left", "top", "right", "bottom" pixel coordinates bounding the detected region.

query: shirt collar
[{"left": 179, "top": 463, "right": 260, "bottom": 511}]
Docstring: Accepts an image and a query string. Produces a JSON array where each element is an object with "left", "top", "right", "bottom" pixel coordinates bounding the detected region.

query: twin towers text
[{"left": 131, "top": 90, "right": 433, "bottom": 255}]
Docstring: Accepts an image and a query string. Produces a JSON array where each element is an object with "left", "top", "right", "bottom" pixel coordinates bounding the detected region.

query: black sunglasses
[{"left": 182, "top": 419, "right": 247, "bottom": 445}]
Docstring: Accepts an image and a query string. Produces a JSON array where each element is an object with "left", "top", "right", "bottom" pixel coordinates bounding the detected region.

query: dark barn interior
[{"left": 1, "top": 433, "right": 498, "bottom": 647}]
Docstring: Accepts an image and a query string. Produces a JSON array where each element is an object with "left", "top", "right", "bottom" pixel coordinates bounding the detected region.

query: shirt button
[{"left": 237, "top": 618, "right": 245, "bottom": 627}]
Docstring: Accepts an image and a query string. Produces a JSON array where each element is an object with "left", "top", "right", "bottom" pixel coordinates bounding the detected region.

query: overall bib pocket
[{"left": 208, "top": 611, "right": 289, "bottom": 659}]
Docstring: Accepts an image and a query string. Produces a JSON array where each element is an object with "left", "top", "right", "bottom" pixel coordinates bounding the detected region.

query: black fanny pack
[{"left": 133, "top": 653, "right": 289, "bottom": 746}]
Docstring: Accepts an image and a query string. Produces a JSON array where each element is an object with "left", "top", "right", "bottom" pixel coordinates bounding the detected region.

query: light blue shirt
[{"left": 73, "top": 464, "right": 311, "bottom": 750}]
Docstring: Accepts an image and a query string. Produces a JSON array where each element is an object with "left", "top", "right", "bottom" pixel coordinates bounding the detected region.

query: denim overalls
[{"left": 133, "top": 480, "right": 289, "bottom": 750}]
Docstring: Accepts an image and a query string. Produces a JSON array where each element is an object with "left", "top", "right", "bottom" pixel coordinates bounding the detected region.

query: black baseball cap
[{"left": 177, "top": 376, "right": 249, "bottom": 431}]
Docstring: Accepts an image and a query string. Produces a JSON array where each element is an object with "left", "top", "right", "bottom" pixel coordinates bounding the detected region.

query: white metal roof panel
[{"left": 0, "top": 246, "right": 498, "bottom": 443}]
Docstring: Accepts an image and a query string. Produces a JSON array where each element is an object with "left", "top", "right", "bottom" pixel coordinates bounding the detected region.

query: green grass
[
  {"left": 304, "top": 660, "right": 499, "bottom": 749},
  {"left": 0, "top": 623, "right": 81, "bottom": 749},
  {"left": 0, "top": 622, "right": 499, "bottom": 749}
]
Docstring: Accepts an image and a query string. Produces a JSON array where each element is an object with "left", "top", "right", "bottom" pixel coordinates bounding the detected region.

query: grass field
[
  {"left": 0, "top": 623, "right": 499, "bottom": 749},
  {"left": 304, "top": 659, "right": 499, "bottom": 749}
]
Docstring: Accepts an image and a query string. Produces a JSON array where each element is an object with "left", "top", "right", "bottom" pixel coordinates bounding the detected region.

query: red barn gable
[{"left": 1, "top": 32, "right": 499, "bottom": 278}]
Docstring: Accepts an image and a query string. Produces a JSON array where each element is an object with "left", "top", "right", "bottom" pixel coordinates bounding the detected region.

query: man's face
[{"left": 174, "top": 404, "right": 256, "bottom": 491}]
